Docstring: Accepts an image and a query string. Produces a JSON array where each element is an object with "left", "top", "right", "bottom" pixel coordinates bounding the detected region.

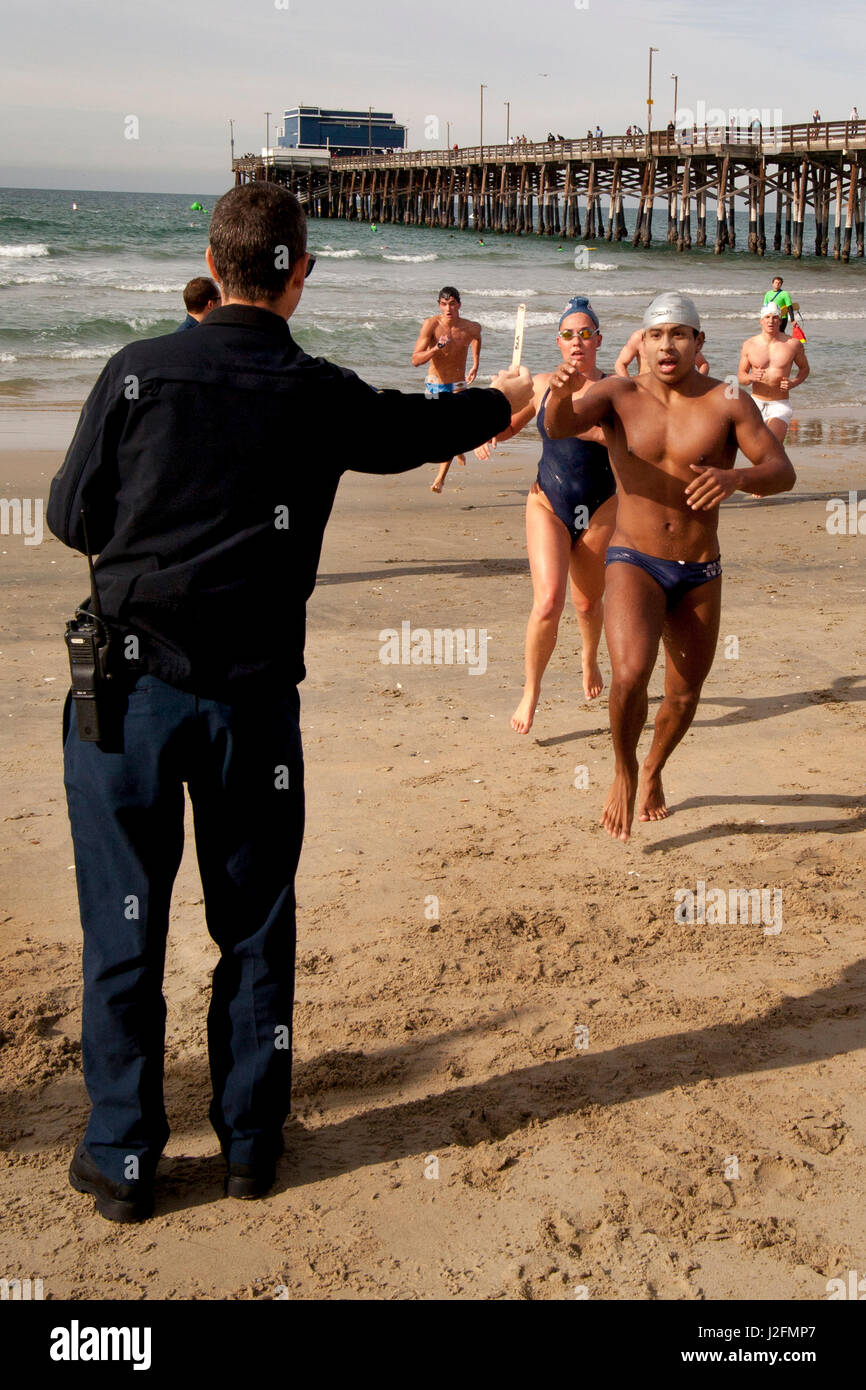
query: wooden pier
[{"left": 233, "top": 120, "right": 866, "bottom": 259}]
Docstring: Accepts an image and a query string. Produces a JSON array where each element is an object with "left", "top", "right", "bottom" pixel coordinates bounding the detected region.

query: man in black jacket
[
  {"left": 48, "top": 181, "right": 530, "bottom": 1222},
  {"left": 174, "top": 275, "right": 219, "bottom": 331}
]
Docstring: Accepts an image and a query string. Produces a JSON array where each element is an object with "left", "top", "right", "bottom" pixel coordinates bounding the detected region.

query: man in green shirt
[{"left": 763, "top": 276, "right": 793, "bottom": 333}]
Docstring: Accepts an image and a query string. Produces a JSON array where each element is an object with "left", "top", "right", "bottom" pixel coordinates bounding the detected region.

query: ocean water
[{"left": 1, "top": 185, "right": 864, "bottom": 413}]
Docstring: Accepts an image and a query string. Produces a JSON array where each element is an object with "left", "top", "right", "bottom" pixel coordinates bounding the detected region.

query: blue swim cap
[{"left": 559, "top": 296, "right": 599, "bottom": 331}]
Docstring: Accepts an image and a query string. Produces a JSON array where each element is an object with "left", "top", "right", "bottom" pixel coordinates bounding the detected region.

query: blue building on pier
[{"left": 278, "top": 106, "right": 405, "bottom": 156}]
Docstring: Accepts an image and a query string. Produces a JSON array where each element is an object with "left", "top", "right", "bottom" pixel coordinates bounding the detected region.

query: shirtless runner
[
  {"left": 545, "top": 291, "right": 796, "bottom": 842},
  {"left": 411, "top": 286, "right": 482, "bottom": 492},
  {"left": 615, "top": 326, "right": 708, "bottom": 377},
  {"left": 738, "top": 302, "right": 809, "bottom": 443}
]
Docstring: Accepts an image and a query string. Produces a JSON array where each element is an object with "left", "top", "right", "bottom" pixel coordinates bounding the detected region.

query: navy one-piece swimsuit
[{"left": 536, "top": 385, "right": 616, "bottom": 543}]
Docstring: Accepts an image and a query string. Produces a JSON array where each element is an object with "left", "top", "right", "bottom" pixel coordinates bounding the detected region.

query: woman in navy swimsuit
[{"left": 476, "top": 296, "right": 616, "bottom": 733}]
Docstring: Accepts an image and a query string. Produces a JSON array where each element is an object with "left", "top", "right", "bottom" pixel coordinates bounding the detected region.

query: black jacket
[{"left": 47, "top": 306, "right": 510, "bottom": 698}]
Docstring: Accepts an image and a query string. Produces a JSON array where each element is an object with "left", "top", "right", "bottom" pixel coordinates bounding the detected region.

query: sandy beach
[{"left": 1, "top": 416, "right": 864, "bottom": 1300}]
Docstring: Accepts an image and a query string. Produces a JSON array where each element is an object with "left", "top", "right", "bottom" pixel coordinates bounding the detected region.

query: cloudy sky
[{"left": 1, "top": 0, "right": 862, "bottom": 193}]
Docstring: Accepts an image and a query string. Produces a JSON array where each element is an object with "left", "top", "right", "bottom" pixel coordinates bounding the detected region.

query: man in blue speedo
[
  {"left": 544, "top": 292, "right": 796, "bottom": 842},
  {"left": 411, "top": 286, "right": 482, "bottom": 492}
]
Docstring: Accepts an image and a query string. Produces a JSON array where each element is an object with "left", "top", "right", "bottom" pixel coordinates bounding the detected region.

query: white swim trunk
[{"left": 756, "top": 398, "right": 793, "bottom": 426}]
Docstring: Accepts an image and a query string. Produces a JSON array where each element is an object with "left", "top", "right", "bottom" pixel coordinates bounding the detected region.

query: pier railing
[{"left": 327, "top": 121, "right": 866, "bottom": 171}]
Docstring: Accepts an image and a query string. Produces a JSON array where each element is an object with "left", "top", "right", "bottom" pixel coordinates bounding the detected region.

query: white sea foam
[
  {"left": 684, "top": 286, "right": 863, "bottom": 299},
  {"left": 46, "top": 346, "right": 120, "bottom": 360},
  {"left": 382, "top": 253, "right": 439, "bottom": 262},
  {"left": 714, "top": 310, "right": 866, "bottom": 320},
  {"left": 0, "top": 352, "right": 18, "bottom": 362},
  {"left": 0, "top": 272, "right": 61, "bottom": 286},
  {"left": 588, "top": 261, "right": 617, "bottom": 271},
  {"left": 315, "top": 248, "right": 362, "bottom": 258},
  {"left": 577, "top": 288, "right": 653, "bottom": 297},
  {"left": 477, "top": 310, "right": 557, "bottom": 330},
  {"left": 114, "top": 281, "right": 184, "bottom": 294},
  {"left": 0, "top": 243, "right": 50, "bottom": 258},
  {"left": 464, "top": 287, "right": 539, "bottom": 297},
  {"left": 351, "top": 306, "right": 423, "bottom": 320},
  {"left": 681, "top": 286, "right": 755, "bottom": 296}
]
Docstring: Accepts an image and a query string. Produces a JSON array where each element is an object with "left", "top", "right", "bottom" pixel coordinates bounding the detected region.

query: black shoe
[
  {"left": 68, "top": 1143, "right": 154, "bottom": 1223},
  {"left": 224, "top": 1155, "right": 280, "bottom": 1200}
]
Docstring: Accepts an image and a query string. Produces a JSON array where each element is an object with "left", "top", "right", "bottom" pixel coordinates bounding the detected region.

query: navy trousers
[{"left": 63, "top": 673, "right": 304, "bottom": 1182}]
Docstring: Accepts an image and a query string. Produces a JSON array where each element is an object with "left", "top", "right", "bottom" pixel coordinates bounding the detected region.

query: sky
[{"left": 1, "top": 0, "right": 863, "bottom": 193}]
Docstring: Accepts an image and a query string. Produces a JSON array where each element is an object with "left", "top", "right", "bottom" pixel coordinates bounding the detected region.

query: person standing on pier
[
  {"left": 411, "top": 286, "right": 482, "bottom": 493},
  {"left": 738, "top": 302, "right": 810, "bottom": 442}
]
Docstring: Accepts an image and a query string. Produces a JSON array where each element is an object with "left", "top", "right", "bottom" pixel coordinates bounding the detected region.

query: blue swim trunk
[
  {"left": 605, "top": 546, "right": 722, "bottom": 609},
  {"left": 425, "top": 379, "right": 467, "bottom": 398}
]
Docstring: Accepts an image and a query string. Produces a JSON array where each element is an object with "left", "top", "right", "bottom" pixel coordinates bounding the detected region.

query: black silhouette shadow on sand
[
  {"left": 155, "top": 955, "right": 866, "bottom": 1202},
  {"left": 537, "top": 674, "right": 866, "bottom": 748},
  {"left": 33, "top": 954, "right": 860, "bottom": 1211},
  {"left": 21, "top": 936, "right": 866, "bottom": 1212}
]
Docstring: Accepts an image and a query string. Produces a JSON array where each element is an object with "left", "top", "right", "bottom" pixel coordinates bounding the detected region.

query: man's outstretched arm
[
  {"left": 543, "top": 365, "right": 619, "bottom": 438},
  {"left": 344, "top": 367, "right": 533, "bottom": 474}
]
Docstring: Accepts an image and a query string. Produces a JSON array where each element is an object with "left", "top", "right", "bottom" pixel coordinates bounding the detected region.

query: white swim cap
[
  {"left": 642, "top": 291, "right": 701, "bottom": 332},
  {"left": 760, "top": 301, "right": 781, "bottom": 318}
]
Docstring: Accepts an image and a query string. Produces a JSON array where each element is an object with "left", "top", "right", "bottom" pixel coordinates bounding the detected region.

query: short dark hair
[
  {"left": 209, "top": 183, "right": 307, "bottom": 303},
  {"left": 438, "top": 285, "right": 461, "bottom": 304},
  {"left": 773, "top": 275, "right": 783, "bottom": 284},
  {"left": 183, "top": 276, "right": 219, "bottom": 313}
]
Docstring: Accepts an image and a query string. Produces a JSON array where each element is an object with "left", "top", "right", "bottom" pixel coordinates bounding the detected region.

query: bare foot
[
  {"left": 582, "top": 657, "right": 604, "bottom": 700},
  {"left": 600, "top": 767, "right": 637, "bottom": 842},
  {"left": 456, "top": 453, "right": 466, "bottom": 466},
  {"left": 511, "top": 690, "right": 538, "bottom": 734},
  {"left": 430, "top": 481, "right": 444, "bottom": 494},
  {"left": 638, "top": 767, "right": 668, "bottom": 822}
]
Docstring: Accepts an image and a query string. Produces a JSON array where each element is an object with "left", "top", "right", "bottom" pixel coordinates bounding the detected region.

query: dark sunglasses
[
  {"left": 304, "top": 254, "right": 316, "bottom": 278},
  {"left": 558, "top": 326, "right": 596, "bottom": 341}
]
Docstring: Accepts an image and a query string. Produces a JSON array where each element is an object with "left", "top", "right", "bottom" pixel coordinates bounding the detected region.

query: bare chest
[
  {"left": 750, "top": 339, "right": 797, "bottom": 370},
  {"left": 611, "top": 397, "right": 732, "bottom": 478}
]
